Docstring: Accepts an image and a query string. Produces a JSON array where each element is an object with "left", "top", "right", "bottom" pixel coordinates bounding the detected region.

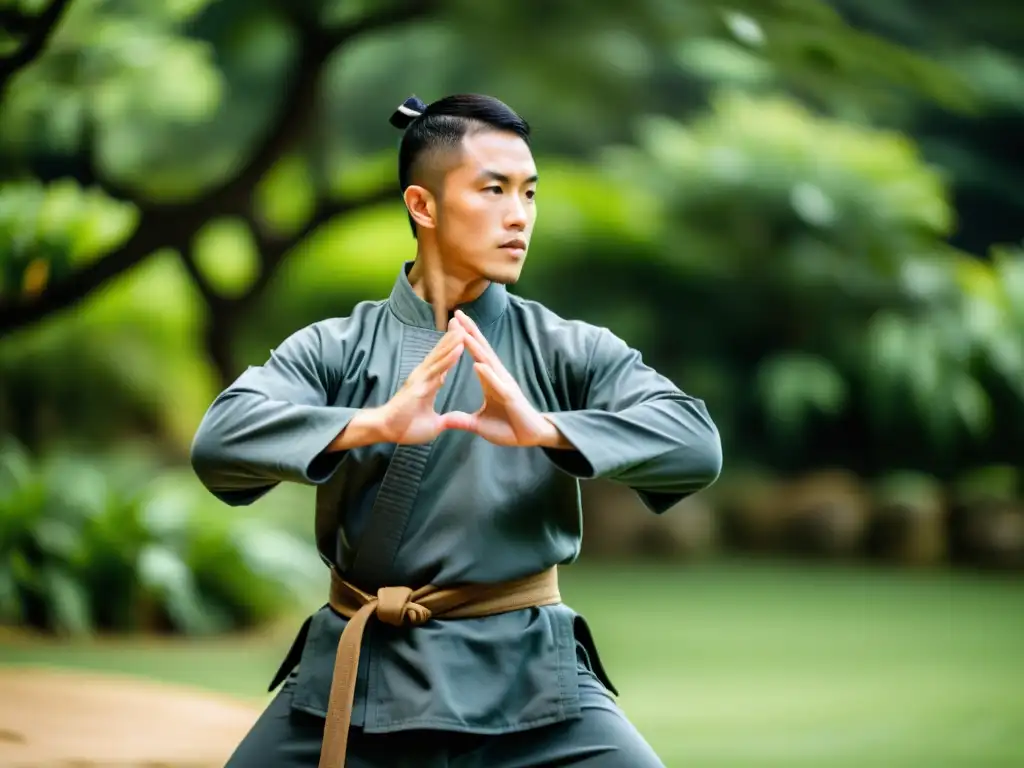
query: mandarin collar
[{"left": 387, "top": 261, "right": 508, "bottom": 330}]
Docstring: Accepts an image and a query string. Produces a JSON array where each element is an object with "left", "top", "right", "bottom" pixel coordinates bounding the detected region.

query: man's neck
[{"left": 407, "top": 250, "right": 489, "bottom": 311}]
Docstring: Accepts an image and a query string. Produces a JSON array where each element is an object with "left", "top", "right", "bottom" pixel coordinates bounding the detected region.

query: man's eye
[
  {"left": 484, "top": 186, "right": 503, "bottom": 194},
  {"left": 526, "top": 190, "right": 536, "bottom": 200}
]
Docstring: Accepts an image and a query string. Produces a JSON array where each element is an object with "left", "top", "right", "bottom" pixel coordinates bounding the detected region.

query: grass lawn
[{"left": 2, "top": 557, "right": 1023, "bottom": 767}]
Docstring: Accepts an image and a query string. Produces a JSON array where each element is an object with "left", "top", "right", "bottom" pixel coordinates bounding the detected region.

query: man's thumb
[{"left": 439, "top": 410, "right": 476, "bottom": 433}]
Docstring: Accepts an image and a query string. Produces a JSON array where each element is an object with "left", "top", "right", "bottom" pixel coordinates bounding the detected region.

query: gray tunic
[{"left": 190, "top": 261, "right": 722, "bottom": 735}]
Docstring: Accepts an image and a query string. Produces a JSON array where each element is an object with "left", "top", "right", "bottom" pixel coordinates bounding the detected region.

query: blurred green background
[{"left": 1, "top": 0, "right": 1023, "bottom": 766}]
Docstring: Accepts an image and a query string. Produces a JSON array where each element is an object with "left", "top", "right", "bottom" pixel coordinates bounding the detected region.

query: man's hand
[
  {"left": 440, "top": 310, "right": 566, "bottom": 448},
  {"left": 376, "top": 317, "right": 469, "bottom": 444},
  {"left": 330, "top": 319, "right": 466, "bottom": 450}
]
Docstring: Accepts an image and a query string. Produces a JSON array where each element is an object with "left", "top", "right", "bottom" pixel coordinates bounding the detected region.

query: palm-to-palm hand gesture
[
  {"left": 333, "top": 311, "right": 572, "bottom": 452},
  {"left": 440, "top": 310, "right": 564, "bottom": 448}
]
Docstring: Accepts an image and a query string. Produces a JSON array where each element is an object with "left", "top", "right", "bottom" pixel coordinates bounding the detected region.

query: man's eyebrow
[{"left": 478, "top": 170, "right": 539, "bottom": 184}]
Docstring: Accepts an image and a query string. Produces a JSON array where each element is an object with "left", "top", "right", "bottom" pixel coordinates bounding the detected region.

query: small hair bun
[{"left": 389, "top": 95, "right": 427, "bottom": 129}]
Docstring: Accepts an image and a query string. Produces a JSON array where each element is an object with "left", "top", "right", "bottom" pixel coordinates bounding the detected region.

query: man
[{"left": 190, "top": 93, "right": 722, "bottom": 768}]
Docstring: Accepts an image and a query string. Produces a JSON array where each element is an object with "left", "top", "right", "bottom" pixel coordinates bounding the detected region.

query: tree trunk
[{"left": 205, "top": 307, "right": 240, "bottom": 390}]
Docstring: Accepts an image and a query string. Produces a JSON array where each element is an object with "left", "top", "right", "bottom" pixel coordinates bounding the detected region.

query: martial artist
[{"left": 191, "top": 92, "right": 723, "bottom": 767}]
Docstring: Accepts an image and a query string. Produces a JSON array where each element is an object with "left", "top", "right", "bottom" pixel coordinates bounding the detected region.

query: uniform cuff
[{"left": 539, "top": 411, "right": 616, "bottom": 480}]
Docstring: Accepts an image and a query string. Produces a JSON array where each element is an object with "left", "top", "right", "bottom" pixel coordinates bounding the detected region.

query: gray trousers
[{"left": 224, "top": 645, "right": 665, "bottom": 767}]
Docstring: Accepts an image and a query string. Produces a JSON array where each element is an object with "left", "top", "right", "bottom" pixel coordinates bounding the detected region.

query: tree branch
[
  {"left": 194, "top": 9, "right": 351, "bottom": 217},
  {"left": 74, "top": 117, "right": 151, "bottom": 205},
  {"left": 204, "top": 0, "right": 435, "bottom": 213},
  {"left": 322, "top": 0, "right": 439, "bottom": 47},
  {"left": 0, "top": 8, "right": 36, "bottom": 34},
  {"left": 0, "top": 208, "right": 165, "bottom": 334},
  {"left": 20, "top": 117, "right": 157, "bottom": 206},
  {"left": 175, "top": 241, "right": 221, "bottom": 310},
  {"left": 0, "top": 3, "right": 428, "bottom": 337},
  {"left": 239, "top": 185, "right": 398, "bottom": 309},
  {"left": 0, "top": 0, "right": 73, "bottom": 98}
]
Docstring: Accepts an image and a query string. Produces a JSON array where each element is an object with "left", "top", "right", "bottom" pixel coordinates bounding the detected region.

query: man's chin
[{"left": 483, "top": 263, "right": 525, "bottom": 286}]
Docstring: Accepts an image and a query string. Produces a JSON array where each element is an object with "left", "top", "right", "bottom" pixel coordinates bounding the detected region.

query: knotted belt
[{"left": 318, "top": 566, "right": 562, "bottom": 768}]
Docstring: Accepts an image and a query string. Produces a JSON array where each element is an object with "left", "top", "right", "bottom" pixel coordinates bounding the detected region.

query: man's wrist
[
  {"left": 328, "top": 407, "right": 389, "bottom": 452},
  {"left": 538, "top": 414, "right": 576, "bottom": 450}
]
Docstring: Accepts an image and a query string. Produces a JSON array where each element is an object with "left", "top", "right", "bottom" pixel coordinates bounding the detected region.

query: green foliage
[
  {"left": 192, "top": 216, "right": 261, "bottom": 299},
  {"left": 860, "top": 245, "right": 1024, "bottom": 446},
  {"left": 0, "top": 0, "right": 222, "bottom": 173},
  {"left": 0, "top": 437, "right": 321, "bottom": 637},
  {"left": 618, "top": 90, "right": 954, "bottom": 272},
  {"left": 755, "top": 353, "right": 847, "bottom": 447},
  {"left": 593, "top": 90, "right": 1021, "bottom": 456},
  {"left": 255, "top": 152, "right": 320, "bottom": 237},
  {"left": 0, "top": 178, "right": 136, "bottom": 299},
  {"left": 0, "top": 249, "right": 214, "bottom": 451}
]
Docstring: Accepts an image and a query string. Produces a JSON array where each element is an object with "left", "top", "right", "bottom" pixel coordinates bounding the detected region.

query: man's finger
[
  {"left": 464, "top": 330, "right": 521, "bottom": 390},
  {"left": 475, "top": 363, "right": 511, "bottom": 403},
  {"left": 419, "top": 339, "right": 463, "bottom": 383},
  {"left": 462, "top": 332, "right": 494, "bottom": 365},
  {"left": 453, "top": 310, "right": 496, "bottom": 355},
  {"left": 454, "top": 310, "right": 488, "bottom": 344},
  {"left": 416, "top": 336, "right": 452, "bottom": 374},
  {"left": 429, "top": 320, "right": 464, "bottom": 359},
  {"left": 460, "top": 321, "right": 505, "bottom": 370},
  {"left": 423, "top": 341, "right": 464, "bottom": 380},
  {"left": 414, "top": 324, "right": 464, "bottom": 378},
  {"left": 439, "top": 410, "right": 477, "bottom": 433},
  {"left": 455, "top": 311, "right": 518, "bottom": 385},
  {"left": 411, "top": 372, "right": 445, "bottom": 399}
]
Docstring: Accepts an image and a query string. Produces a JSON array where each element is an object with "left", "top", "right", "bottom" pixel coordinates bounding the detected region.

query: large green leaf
[
  {"left": 137, "top": 543, "right": 221, "bottom": 635},
  {"left": 756, "top": 353, "right": 848, "bottom": 445},
  {"left": 40, "top": 566, "right": 93, "bottom": 637}
]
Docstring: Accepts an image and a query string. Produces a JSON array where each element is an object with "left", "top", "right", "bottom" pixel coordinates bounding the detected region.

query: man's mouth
[{"left": 500, "top": 239, "right": 527, "bottom": 252}]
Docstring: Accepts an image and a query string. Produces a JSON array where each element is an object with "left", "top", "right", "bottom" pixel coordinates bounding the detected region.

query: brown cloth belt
[{"left": 318, "top": 566, "right": 562, "bottom": 768}]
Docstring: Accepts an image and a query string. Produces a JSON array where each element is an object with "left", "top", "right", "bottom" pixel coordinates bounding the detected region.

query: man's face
[{"left": 434, "top": 130, "right": 538, "bottom": 285}]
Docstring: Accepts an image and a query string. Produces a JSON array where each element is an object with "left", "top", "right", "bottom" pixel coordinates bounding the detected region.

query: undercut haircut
[{"left": 390, "top": 93, "right": 532, "bottom": 237}]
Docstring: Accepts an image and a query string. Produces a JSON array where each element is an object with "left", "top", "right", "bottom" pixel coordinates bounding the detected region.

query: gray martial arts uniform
[{"left": 190, "top": 261, "right": 723, "bottom": 766}]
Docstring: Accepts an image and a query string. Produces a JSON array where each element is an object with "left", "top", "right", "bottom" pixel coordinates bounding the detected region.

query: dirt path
[{"left": 0, "top": 666, "right": 262, "bottom": 767}]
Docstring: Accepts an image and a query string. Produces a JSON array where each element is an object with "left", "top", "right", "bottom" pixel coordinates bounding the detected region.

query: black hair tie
[{"left": 389, "top": 95, "right": 427, "bottom": 129}]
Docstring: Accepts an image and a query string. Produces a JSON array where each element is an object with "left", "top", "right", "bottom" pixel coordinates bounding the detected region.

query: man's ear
[{"left": 404, "top": 185, "right": 437, "bottom": 232}]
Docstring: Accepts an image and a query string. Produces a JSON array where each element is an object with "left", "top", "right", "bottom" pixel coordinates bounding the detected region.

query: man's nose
[{"left": 505, "top": 198, "right": 528, "bottom": 229}]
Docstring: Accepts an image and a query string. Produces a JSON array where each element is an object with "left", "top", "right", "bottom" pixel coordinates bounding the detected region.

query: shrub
[{"left": 0, "top": 438, "right": 322, "bottom": 637}]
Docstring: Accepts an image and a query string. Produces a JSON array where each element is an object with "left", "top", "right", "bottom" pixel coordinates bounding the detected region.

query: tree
[
  {"left": 0, "top": 0, "right": 972, "bottom": 386},
  {"left": 1, "top": 0, "right": 431, "bottom": 383}
]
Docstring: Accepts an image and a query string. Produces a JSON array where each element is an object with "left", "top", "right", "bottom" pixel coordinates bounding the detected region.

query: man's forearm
[
  {"left": 326, "top": 407, "right": 389, "bottom": 452},
  {"left": 539, "top": 414, "right": 577, "bottom": 450}
]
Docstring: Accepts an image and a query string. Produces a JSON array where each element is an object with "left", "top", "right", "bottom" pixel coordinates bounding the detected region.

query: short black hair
[{"left": 390, "top": 93, "right": 531, "bottom": 237}]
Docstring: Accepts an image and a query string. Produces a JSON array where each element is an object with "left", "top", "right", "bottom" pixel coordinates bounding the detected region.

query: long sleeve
[
  {"left": 189, "top": 322, "right": 358, "bottom": 507},
  {"left": 542, "top": 327, "right": 723, "bottom": 513}
]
